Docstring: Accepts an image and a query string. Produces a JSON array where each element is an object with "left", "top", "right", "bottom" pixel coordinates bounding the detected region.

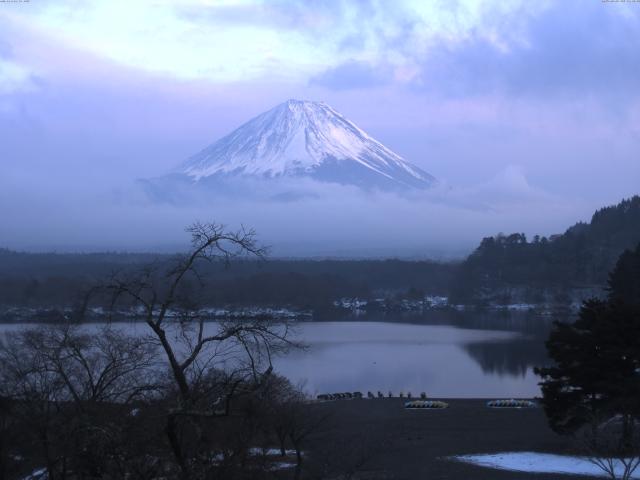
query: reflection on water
[
  {"left": 278, "top": 309, "right": 563, "bottom": 397},
  {"left": 463, "top": 339, "right": 550, "bottom": 377},
  {"left": 273, "top": 313, "right": 553, "bottom": 398},
  {"left": 0, "top": 309, "right": 565, "bottom": 398}
]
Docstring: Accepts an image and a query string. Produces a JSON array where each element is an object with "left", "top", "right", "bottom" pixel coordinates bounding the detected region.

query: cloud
[
  {"left": 0, "top": 37, "right": 12, "bottom": 57},
  {"left": 0, "top": 0, "right": 542, "bottom": 86},
  {"left": 1, "top": 1, "right": 324, "bottom": 82},
  {"left": 175, "top": 0, "right": 351, "bottom": 34},
  {"left": 449, "top": 165, "right": 557, "bottom": 210},
  {"left": 5, "top": 0, "right": 638, "bottom": 104},
  {"left": 0, "top": 20, "right": 39, "bottom": 95},
  {"left": 0, "top": 58, "right": 37, "bottom": 95},
  {"left": 409, "top": 0, "right": 640, "bottom": 101},
  {"left": 309, "top": 60, "right": 394, "bottom": 90},
  {"left": 0, "top": 167, "right": 588, "bottom": 257}
]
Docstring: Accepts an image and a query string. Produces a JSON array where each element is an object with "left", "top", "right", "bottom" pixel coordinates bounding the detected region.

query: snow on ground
[
  {"left": 453, "top": 452, "right": 640, "bottom": 478},
  {"left": 21, "top": 468, "right": 46, "bottom": 480},
  {"left": 248, "top": 447, "right": 298, "bottom": 457}
]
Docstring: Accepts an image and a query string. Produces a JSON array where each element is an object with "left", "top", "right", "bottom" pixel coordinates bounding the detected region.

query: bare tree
[
  {"left": 0, "top": 394, "right": 17, "bottom": 480},
  {"left": 0, "top": 223, "right": 302, "bottom": 479},
  {"left": 40, "top": 325, "right": 158, "bottom": 405},
  {"left": 103, "top": 222, "right": 299, "bottom": 478},
  {"left": 258, "top": 377, "right": 330, "bottom": 480},
  {"left": 0, "top": 324, "right": 160, "bottom": 480},
  {"left": 578, "top": 414, "right": 640, "bottom": 480}
]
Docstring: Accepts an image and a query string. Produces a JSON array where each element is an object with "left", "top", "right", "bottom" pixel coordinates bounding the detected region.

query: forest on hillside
[
  {"left": 451, "top": 196, "right": 640, "bottom": 304},
  {"left": 0, "top": 196, "right": 638, "bottom": 316}
]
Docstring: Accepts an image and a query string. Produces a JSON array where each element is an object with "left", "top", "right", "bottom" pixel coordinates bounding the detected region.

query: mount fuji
[{"left": 146, "top": 99, "right": 436, "bottom": 197}]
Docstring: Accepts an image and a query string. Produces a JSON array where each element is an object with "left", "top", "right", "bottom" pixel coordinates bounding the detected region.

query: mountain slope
[{"left": 176, "top": 99, "right": 436, "bottom": 191}]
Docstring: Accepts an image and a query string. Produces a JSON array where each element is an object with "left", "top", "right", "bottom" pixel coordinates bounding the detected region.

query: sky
[{"left": 0, "top": 0, "right": 639, "bottom": 256}]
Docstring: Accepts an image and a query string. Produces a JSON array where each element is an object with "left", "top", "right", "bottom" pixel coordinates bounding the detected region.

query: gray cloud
[
  {"left": 0, "top": 161, "right": 593, "bottom": 258},
  {"left": 175, "top": 0, "right": 364, "bottom": 37},
  {"left": 309, "top": 60, "right": 394, "bottom": 90},
  {"left": 411, "top": 0, "right": 640, "bottom": 100},
  {"left": 299, "top": 1, "right": 640, "bottom": 102}
]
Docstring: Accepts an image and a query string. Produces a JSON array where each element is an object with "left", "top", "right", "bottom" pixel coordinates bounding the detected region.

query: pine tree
[
  {"left": 535, "top": 243, "right": 640, "bottom": 445},
  {"left": 608, "top": 243, "right": 640, "bottom": 307}
]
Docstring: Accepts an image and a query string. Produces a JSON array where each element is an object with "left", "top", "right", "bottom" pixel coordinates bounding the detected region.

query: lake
[
  {"left": 273, "top": 317, "right": 550, "bottom": 398},
  {"left": 0, "top": 310, "right": 558, "bottom": 398}
]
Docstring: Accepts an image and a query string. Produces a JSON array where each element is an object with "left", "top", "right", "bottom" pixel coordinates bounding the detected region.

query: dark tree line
[
  {"left": 0, "top": 249, "right": 455, "bottom": 314},
  {"left": 452, "top": 196, "right": 640, "bottom": 302}
]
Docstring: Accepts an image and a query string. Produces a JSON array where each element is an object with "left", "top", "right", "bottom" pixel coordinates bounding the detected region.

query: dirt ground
[{"left": 305, "top": 398, "right": 591, "bottom": 480}]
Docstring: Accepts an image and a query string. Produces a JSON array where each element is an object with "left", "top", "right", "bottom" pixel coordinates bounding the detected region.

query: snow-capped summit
[{"left": 176, "top": 99, "right": 436, "bottom": 191}]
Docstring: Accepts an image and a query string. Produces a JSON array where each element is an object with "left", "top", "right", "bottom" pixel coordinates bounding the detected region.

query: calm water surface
[
  {"left": 273, "top": 320, "right": 546, "bottom": 398},
  {"left": 0, "top": 312, "right": 556, "bottom": 398}
]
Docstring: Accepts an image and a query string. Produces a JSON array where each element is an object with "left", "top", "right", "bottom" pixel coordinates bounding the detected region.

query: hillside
[{"left": 451, "top": 196, "right": 640, "bottom": 303}]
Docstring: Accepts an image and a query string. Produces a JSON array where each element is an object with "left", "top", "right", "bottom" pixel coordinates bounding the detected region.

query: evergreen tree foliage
[
  {"left": 453, "top": 196, "right": 640, "bottom": 302},
  {"left": 608, "top": 243, "right": 640, "bottom": 307},
  {"left": 535, "top": 243, "right": 640, "bottom": 441}
]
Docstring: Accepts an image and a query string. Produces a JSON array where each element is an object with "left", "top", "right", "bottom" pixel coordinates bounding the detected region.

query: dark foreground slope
[{"left": 307, "top": 398, "right": 586, "bottom": 480}]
